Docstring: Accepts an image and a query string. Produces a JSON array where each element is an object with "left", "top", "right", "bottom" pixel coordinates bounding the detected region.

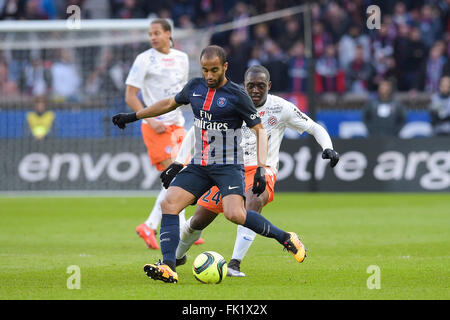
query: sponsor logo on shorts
[{"left": 165, "top": 146, "right": 173, "bottom": 154}]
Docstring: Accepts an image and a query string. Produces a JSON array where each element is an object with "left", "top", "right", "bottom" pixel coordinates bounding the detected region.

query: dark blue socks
[
  {"left": 243, "top": 210, "right": 289, "bottom": 244},
  {"left": 160, "top": 214, "right": 180, "bottom": 271}
]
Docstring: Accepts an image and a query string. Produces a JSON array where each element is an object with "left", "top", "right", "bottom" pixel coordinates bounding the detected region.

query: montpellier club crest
[
  {"left": 268, "top": 116, "right": 278, "bottom": 126},
  {"left": 217, "top": 97, "right": 227, "bottom": 108}
]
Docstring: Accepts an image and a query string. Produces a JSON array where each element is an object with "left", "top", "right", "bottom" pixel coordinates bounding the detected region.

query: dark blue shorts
[{"left": 170, "top": 164, "right": 245, "bottom": 201}]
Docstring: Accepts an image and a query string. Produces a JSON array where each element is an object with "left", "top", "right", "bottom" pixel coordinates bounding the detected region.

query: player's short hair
[
  {"left": 200, "top": 45, "right": 227, "bottom": 65},
  {"left": 151, "top": 18, "right": 172, "bottom": 33},
  {"left": 245, "top": 65, "right": 271, "bottom": 82}
]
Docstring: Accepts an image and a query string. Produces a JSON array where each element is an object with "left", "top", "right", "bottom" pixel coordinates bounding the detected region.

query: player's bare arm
[
  {"left": 125, "top": 85, "right": 167, "bottom": 133},
  {"left": 112, "top": 97, "right": 180, "bottom": 129},
  {"left": 136, "top": 97, "right": 180, "bottom": 119}
]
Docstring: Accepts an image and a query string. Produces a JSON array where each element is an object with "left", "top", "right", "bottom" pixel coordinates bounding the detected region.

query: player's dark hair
[
  {"left": 151, "top": 18, "right": 173, "bottom": 47},
  {"left": 200, "top": 45, "right": 227, "bottom": 65},
  {"left": 245, "top": 65, "right": 271, "bottom": 82}
]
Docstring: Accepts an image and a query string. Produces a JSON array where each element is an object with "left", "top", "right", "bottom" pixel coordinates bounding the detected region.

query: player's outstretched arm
[
  {"left": 112, "top": 97, "right": 180, "bottom": 129},
  {"left": 250, "top": 122, "right": 268, "bottom": 196},
  {"left": 307, "top": 122, "right": 339, "bottom": 168},
  {"left": 137, "top": 97, "right": 180, "bottom": 119}
]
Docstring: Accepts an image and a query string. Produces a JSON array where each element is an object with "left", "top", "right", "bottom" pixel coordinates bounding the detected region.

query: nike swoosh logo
[
  {"left": 228, "top": 186, "right": 239, "bottom": 190},
  {"left": 193, "top": 92, "right": 202, "bottom": 97},
  {"left": 166, "top": 168, "right": 172, "bottom": 175},
  {"left": 144, "top": 230, "right": 151, "bottom": 236}
]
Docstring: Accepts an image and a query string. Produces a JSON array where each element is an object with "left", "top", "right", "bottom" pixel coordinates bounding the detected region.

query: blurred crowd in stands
[
  {"left": 1, "top": 0, "right": 450, "bottom": 95},
  {"left": 1, "top": 0, "right": 450, "bottom": 137}
]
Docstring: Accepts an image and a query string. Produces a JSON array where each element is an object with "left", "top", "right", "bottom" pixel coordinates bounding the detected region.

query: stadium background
[
  {"left": 0, "top": 0, "right": 449, "bottom": 303},
  {"left": 0, "top": 0, "right": 449, "bottom": 193}
]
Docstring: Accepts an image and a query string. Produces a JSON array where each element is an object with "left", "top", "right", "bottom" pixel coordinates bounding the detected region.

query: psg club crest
[{"left": 217, "top": 97, "right": 227, "bottom": 108}]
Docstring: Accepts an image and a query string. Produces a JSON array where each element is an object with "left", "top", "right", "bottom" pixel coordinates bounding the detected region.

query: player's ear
[
  {"left": 268, "top": 81, "right": 272, "bottom": 91},
  {"left": 223, "top": 61, "right": 228, "bottom": 72}
]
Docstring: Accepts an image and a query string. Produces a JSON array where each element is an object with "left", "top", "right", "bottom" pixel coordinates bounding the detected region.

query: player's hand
[
  {"left": 112, "top": 112, "right": 138, "bottom": 129},
  {"left": 252, "top": 167, "right": 266, "bottom": 196},
  {"left": 146, "top": 118, "right": 166, "bottom": 134},
  {"left": 160, "top": 162, "right": 184, "bottom": 189},
  {"left": 322, "top": 148, "right": 339, "bottom": 168}
]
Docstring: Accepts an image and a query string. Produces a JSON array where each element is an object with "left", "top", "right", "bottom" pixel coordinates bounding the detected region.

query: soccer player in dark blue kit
[{"left": 112, "top": 45, "right": 306, "bottom": 283}]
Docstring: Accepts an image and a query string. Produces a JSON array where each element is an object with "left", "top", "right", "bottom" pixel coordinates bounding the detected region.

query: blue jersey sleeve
[
  {"left": 234, "top": 87, "right": 261, "bottom": 128},
  {"left": 174, "top": 78, "right": 199, "bottom": 105}
]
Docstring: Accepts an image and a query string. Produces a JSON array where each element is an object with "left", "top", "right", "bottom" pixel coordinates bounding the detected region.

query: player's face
[
  {"left": 200, "top": 56, "right": 228, "bottom": 88},
  {"left": 245, "top": 72, "right": 271, "bottom": 107},
  {"left": 148, "top": 23, "right": 171, "bottom": 52}
]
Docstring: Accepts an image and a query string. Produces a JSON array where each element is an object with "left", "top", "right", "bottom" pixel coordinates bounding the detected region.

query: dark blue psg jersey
[{"left": 175, "top": 77, "right": 261, "bottom": 165}]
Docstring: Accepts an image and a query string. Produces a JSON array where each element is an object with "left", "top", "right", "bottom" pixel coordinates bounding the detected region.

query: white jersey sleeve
[
  {"left": 283, "top": 99, "right": 333, "bottom": 150},
  {"left": 306, "top": 122, "right": 333, "bottom": 151},
  {"left": 283, "top": 101, "right": 314, "bottom": 134},
  {"left": 125, "top": 53, "right": 147, "bottom": 90}
]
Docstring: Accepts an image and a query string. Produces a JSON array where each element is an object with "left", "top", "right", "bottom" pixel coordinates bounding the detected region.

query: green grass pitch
[{"left": 0, "top": 193, "right": 448, "bottom": 300}]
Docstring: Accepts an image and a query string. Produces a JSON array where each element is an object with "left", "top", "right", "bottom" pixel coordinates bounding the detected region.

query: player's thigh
[
  {"left": 212, "top": 164, "right": 246, "bottom": 199},
  {"left": 243, "top": 166, "right": 276, "bottom": 212},
  {"left": 197, "top": 186, "right": 223, "bottom": 214},
  {"left": 222, "top": 194, "right": 246, "bottom": 225},
  {"left": 170, "top": 164, "right": 214, "bottom": 203},
  {"left": 162, "top": 186, "right": 197, "bottom": 214}
]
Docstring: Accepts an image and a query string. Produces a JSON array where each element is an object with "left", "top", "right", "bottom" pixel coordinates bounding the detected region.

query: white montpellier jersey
[
  {"left": 242, "top": 94, "right": 313, "bottom": 173},
  {"left": 125, "top": 47, "right": 189, "bottom": 127}
]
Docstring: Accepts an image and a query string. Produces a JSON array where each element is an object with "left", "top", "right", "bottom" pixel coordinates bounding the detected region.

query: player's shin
[
  {"left": 176, "top": 217, "right": 202, "bottom": 260},
  {"left": 242, "top": 210, "right": 289, "bottom": 244},
  {"left": 178, "top": 208, "right": 186, "bottom": 227},
  {"left": 145, "top": 187, "right": 166, "bottom": 230},
  {"left": 160, "top": 214, "right": 180, "bottom": 271},
  {"left": 231, "top": 225, "right": 256, "bottom": 261}
]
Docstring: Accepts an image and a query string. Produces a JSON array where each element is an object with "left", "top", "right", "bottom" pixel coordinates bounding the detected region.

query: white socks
[
  {"left": 145, "top": 187, "right": 186, "bottom": 230},
  {"left": 176, "top": 217, "right": 202, "bottom": 259},
  {"left": 231, "top": 225, "right": 256, "bottom": 261},
  {"left": 173, "top": 218, "right": 257, "bottom": 263}
]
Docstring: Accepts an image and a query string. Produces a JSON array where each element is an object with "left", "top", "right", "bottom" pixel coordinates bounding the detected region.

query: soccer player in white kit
[
  {"left": 125, "top": 18, "right": 203, "bottom": 249},
  {"left": 160, "top": 65, "right": 339, "bottom": 275}
]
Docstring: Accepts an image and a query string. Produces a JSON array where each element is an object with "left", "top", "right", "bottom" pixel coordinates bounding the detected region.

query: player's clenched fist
[
  {"left": 160, "top": 162, "right": 184, "bottom": 189},
  {"left": 252, "top": 166, "right": 267, "bottom": 196},
  {"left": 112, "top": 112, "right": 138, "bottom": 129},
  {"left": 322, "top": 148, "right": 340, "bottom": 168}
]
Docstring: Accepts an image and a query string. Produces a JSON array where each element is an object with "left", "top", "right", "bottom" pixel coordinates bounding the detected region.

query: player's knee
[
  {"left": 161, "top": 196, "right": 179, "bottom": 213},
  {"left": 224, "top": 207, "right": 246, "bottom": 225}
]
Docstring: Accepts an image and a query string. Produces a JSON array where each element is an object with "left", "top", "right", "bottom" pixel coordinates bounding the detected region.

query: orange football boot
[
  {"left": 143, "top": 261, "right": 178, "bottom": 283},
  {"left": 136, "top": 223, "right": 159, "bottom": 250},
  {"left": 283, "top": 232, "right": 307, "bottom": 263}
]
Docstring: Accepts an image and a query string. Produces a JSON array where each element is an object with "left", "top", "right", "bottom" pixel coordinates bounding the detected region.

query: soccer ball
[{"left": 192, "top": 251, "right": 228, "bottom": 284}]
